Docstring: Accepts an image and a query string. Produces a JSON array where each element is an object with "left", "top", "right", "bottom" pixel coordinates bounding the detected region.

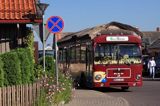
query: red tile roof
[{"left": 0, "top": 0, "right": 42, "bottom": 23}]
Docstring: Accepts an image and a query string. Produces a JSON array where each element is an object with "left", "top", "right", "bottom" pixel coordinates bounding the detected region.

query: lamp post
[{"left": 37, "top": 2, "right": 49, "bottom": 72}]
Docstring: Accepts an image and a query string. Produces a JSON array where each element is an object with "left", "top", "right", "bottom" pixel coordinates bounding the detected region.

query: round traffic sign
[{"left": 46, "top": 16, "right": 64, "bottom": 34}]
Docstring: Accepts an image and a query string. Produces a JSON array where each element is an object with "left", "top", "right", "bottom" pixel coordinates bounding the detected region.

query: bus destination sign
[{"left": 106, "top": 36, "right": 128, "bottom": 41}]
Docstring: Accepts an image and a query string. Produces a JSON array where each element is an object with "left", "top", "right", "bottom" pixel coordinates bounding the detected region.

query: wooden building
[
  {"left": 0, "top": 0, "right": 42, "bottom": 53},
  {"left": 142, "top": 28, "right": 160, "bottom": 56}
]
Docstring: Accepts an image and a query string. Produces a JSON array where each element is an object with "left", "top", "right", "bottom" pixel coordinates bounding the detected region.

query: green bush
[
  {"left": 24, "top": 29, "right": 34, "bottom": 50},
  {"left": 26, "top": 48, "right": 35, "bottom": 82},
  {"left": 34, "top": 64, "right": 44, "bottom": 79},
  {"left": 24, "top": 30, "right": 35, "bottom": 82},
  {"left": 16, "top": 48, "right": 31, "bottom": 84},
  {"left": 0, "top": 57, "right": 4, "bottom": 87},
  {"left": 35, "top": 89, "right": 50, "bottom": 106},
  {"left": 38, "top": 72, "right": 72, "bottom": 105},
  {"left": 1, "top": 52, "right": 21, "bottom": 86},
  {"left": 52, "top": 72, "right": 72, "bottom": 104},
  {"left": 38, "top": 56, "right": 55, "bottom": 76}
]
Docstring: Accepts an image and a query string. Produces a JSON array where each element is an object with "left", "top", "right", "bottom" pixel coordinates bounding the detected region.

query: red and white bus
[
  {"left": 58, "top": 22, "right": 143, "bottom": 90},
  {"left": 93, "top": 32, "right": 142, "bottom": 90}
]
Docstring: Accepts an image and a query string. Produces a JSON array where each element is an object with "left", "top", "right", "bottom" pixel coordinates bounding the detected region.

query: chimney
[{"left": 156, "top": 27, "right": 160, "bottom": 32}]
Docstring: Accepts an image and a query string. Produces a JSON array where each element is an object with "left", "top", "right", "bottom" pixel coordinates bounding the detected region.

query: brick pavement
[{"left": 62, "top": 89, "right": 129, "bottom": 106}]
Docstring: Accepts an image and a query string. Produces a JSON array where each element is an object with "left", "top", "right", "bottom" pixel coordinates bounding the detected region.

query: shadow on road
[
  {"left": 75, "top": 86, "right": 132, "bottom": 93},
  {"left": 93, "top": 87, "right": 132, "bottom": 93}
]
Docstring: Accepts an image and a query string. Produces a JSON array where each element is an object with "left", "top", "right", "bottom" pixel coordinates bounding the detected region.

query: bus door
[{"left": 86, "top": 43, "right": 93, "bottom": 86}]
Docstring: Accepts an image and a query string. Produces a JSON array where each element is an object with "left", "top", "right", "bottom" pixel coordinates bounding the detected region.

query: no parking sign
[
  {"left": 46, "top": 16, "right": 64, "bottom": 86},
  {"left": 46, "top": 16, "right": 64, "bottom": 34}
]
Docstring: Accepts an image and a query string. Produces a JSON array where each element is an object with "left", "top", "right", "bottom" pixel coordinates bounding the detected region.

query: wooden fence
[{"left": 0, "top": 83, "right": 40, "bottom": 106}]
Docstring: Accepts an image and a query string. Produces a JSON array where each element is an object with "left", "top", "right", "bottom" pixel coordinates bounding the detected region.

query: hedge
[
  {"left": 24, "top": 30, "right": 35, "bottom": 82},
  {"left": 1, "top": 51, "right": 21, "bottom": 86},
  {"left": 16, "top": 48, "right": 31, "bottom": 84},
  {"left": 0, "top": 47, "right": 36, "bottom": 86},
  {"left": 25, "top": 48, "right": 35, "bottom": 82},
  {"left": 0, "top": 57, "right": 4, "bottom": 87}
]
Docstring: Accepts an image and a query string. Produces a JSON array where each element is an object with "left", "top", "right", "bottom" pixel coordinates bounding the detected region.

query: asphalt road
[
  {"left": 65, "top": 80, "right": 160, "bottom": 106},
  {"left": 97, "top": 80, "right": 160, "bottom": 106},
  {"left": 65, "top": 89, "right": 129, "bottom": 106}
]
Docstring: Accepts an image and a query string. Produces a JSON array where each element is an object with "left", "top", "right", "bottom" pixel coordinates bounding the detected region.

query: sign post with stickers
[{"left": 46, "top": 16, "right": 64, "bottom": 86}]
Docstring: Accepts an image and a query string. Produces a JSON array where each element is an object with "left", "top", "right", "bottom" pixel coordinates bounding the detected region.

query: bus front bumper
[{"left": 93, "top": 81, "right": 142, "bottom": 88}]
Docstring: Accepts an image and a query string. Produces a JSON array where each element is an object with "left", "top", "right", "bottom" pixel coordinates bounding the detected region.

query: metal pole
[
  {"left": 54, "top": 34, "right": 59, "bottom": 86},
  {"left": 43, "top": 14, "right": 46, "bottom": 72}
]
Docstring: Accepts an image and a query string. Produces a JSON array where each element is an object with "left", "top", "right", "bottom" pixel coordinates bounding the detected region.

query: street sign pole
[
  {"left": 46, "top": 16, "right": 64, "bottom": 87},
  {"left": 54, "top": 34, "right": 59, "bottom": 86},
  {"left": 43, "top": 15, "right": 46, "bottom": 73}
]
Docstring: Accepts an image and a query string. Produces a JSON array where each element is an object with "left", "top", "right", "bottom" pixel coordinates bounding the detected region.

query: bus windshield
[{"left": 94, "top": 44, "right": 141, "bottom": 65}]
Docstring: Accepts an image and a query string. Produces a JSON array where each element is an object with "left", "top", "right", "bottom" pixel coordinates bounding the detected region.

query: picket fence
[{"left": 0, "top": 83, "right": 40, "bottom": 106}]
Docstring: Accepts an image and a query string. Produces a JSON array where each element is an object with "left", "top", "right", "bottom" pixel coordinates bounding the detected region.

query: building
[
  {"left": 142, "top": 27, "right": 160, "bottom": 56},
  {"left": 0, "top": 0, "right": 43, "bottom": 53}
]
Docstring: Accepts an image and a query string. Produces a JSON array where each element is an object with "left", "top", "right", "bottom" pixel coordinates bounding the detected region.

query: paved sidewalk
[
  {"left": 63, "top": 89, "right": 129, "bottom": 106},
  {"left": 143, "top": 77, "right": 160, "bottom": 81}
]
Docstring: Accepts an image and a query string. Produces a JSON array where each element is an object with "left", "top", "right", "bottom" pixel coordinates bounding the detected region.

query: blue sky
[
  {"left": 41, "top": 0, "right": 160, "bottom": 32},
  {"left": 36, "top": 0, "right": 160, "bottom": 49}
]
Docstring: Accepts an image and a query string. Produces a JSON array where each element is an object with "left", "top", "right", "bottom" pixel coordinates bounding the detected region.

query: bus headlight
[
  {"left": 136, "top": 74, "right": 141, "bottom": 80},
  {"left": 95, "top": 74, "right": 102, "bottom": 81}
]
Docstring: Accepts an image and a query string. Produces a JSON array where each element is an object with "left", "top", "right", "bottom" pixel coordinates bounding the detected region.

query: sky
[
  {"left": 42, "top": 0, "right": 160, "bottom": 32},
  {"left": 36, "top": 0, "right": 160, "bottom": 49}
]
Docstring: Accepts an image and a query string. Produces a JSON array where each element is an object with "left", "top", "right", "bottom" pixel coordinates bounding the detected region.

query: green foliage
[
  {"left": 26, "top": 48, "right": 35, "bottom": 82},
  {"left": 16, "top": 48, "right": 31, "bottom": 84},
  {"left": 24, "top": 29, "right": 34, "bottom": 50},
  {"left": 0, "top": 29, "right": 37, "bottom": 86},
  {"left": 52, "top": 72, "right": 72, "bottom": 104},
  {"left": 38, "top": 71, "right": 73, "bottom": 105},
  {"left": 35, "top": 89, "right": 50, "bottom": 106},
  {"left": 0, "top": 57, "right": 4, "bottom": 87},
  {"left": 38, "top": 56, "right": 55, "bottom": 77},
  {"left": 1, "top": 52, "right": 21, "bottom": 86},
  {"left": 34, "top": 64, "right": 44, "bottom": 79},
  {"left": 24, "top": 29, "right": 35, "bottom": 82}
]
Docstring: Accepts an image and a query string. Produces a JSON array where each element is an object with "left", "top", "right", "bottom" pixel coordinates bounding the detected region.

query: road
[
  {"left": 98, "top": 80, "right": 160, "bottom": 106},
  {"left": 65, "top": 80, "right": 160, "bottom": 106},
  {"left": 65, "top": 89, "right": 129, "bottom": 106}
]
